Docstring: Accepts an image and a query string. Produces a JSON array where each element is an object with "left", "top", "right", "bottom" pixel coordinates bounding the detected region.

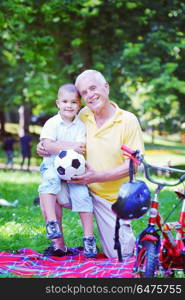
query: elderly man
[{"left": 37, "top": 70, "right": 144, "bottom": 258}]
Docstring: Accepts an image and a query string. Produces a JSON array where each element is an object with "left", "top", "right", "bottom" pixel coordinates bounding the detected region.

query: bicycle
[{"left": 120, "top": 144, "right": 185, "bottom": 278}]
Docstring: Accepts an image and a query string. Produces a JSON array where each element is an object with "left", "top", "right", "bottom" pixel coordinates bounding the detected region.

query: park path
[{"left": 0, "top": 163, "right": 39, "bottom": 172}]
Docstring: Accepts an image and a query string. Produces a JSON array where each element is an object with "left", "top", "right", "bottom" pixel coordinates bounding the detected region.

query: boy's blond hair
[{"left": 57, "top": 83, "right": 80, "bottom": 99}]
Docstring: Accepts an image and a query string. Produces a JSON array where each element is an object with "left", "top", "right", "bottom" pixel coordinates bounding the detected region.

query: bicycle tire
[{"left": 136, "top": 241, "right": 158, "bottom": 278}]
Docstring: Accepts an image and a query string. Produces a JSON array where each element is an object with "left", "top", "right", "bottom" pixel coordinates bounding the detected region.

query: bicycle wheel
[{"left": 136, "top": 240, "right": 158, "bottom": 278}]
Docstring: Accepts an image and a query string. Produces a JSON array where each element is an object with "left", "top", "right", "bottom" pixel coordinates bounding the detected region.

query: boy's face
[{"left": 56, "top": 90, "right": 81, "bottom": 122}]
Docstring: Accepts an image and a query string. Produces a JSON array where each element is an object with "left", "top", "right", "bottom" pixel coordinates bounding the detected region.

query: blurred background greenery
[{"left": 0, "top": 0, "right": 185, "bottom": 143}]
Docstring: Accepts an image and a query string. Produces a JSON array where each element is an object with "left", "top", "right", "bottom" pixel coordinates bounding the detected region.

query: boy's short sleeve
[{"left": 40, "top": 118, "right": 57, "bottom": 141}]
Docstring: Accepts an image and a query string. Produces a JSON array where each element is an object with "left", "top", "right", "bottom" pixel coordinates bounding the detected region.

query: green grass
[
  {"left": 0, "top": 170, "right": 101, "bottom": 254},
  {"left": 143, "top": 132, "right": 185, "bottom": 166},
  {"left": 0, "top": 169, "right": 184, "bottom": 278},
  {"left": 0, "top": 127, "right": 185, "bottom": 277},
  {"left": 1, "top": 169, "right": 180, "bottom": 252}
]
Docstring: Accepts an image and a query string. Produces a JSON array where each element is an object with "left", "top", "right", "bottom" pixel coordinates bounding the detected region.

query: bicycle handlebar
[
  {"left": 121, "top": 144, "right": 135, "bottom": 155},
  {"left": 121, "top": 144, "right": 185, "bottom": 187}
]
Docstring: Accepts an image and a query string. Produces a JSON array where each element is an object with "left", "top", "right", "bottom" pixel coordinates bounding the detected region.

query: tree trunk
[
  {"left": 0, "top": 110, "right": 6, "bottom": 136},
  {"left": 18, "top": 105, "right": 31, "bottom": 137}
]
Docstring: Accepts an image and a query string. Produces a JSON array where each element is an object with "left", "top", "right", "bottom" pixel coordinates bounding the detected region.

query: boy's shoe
[
  {"left": 83, "top": 236, "right": 98, "bottom": 258},
  {"left": 43, "top": 244, "right": 80, "bottom": 257},
  {"left": 43, "top": 242, "right": 55, "bottom": 256},
  {"left": 46, "top": 220, "right": 62, "bottom": 239}
]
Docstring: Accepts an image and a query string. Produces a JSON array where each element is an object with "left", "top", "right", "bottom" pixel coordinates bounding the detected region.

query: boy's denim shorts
[
  {"left": 38, "top": 163, "right": 93, "bottom": 212},
  {"left": 38, "top": 163, "right": 61, "bottom": 194}
]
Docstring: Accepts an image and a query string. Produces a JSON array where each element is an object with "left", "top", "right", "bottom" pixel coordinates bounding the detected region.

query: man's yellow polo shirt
[{"left": 79, "top": 102, "right": 144, "bottom": 202}]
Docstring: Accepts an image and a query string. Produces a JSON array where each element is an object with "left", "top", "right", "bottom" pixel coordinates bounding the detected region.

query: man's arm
[{"left": 68, "top": 159, "right": 137, "bottom": 185}]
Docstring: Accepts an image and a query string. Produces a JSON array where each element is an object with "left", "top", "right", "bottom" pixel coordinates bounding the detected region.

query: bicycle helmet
[{"left": 112, "top": 180, "right": 151, "bottom": 220}]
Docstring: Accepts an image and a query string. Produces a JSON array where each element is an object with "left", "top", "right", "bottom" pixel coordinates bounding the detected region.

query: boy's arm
[
  {"left": 38, "top": 118, "right": 86, "bottom": 156},
  {"left": 42, "top": 139, "right": 86, "bottom": 155}
]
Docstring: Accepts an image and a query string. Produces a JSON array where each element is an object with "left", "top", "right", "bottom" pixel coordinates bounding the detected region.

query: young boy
[{"left": 38, "top": 84, "right": 97, "bottom": 258}]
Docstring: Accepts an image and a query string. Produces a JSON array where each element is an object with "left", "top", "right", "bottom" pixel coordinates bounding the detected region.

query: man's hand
[
  {"left": 37, "top": 141, "right": 50, "bottom": 157},
  {"left": 68, "top": 163, "right": 99, "bottom": 185},
  {"left": 68, "top": 159, "right": 132, "bottom": 185}
]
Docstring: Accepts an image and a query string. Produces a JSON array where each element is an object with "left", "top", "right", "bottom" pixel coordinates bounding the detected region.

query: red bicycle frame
[{"left": 121, "top": 144, "right": 185, "bottom": 276}]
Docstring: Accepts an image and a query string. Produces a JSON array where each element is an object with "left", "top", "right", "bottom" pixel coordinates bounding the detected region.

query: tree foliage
[{"left": 0, "top": 0, "right": 185, "bottom": 134}]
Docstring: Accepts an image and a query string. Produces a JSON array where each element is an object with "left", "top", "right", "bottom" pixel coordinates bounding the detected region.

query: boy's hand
[
  {"left": 74, "top": 142, "right": 86, "bottom": 154},
  {"left": 37, "top": 141, "right": 50, "bottom": 157}
]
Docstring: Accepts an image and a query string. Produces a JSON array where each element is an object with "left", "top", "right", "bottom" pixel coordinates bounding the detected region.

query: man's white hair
[{"left": 75, "top": 69, "right": 107, "bottom": 89}]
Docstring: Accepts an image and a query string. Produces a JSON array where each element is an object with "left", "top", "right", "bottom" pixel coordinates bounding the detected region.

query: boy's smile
[{"left": 56, "top": 91, "right": 81, "bottom": 123}]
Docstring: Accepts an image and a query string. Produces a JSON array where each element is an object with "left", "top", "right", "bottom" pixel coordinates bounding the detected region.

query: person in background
[
  {"left": 20, "top": 130, "right": 32, "bottom": 171},
  {"left": 3, "top": 133, "right": 16, "bottom": 169}
]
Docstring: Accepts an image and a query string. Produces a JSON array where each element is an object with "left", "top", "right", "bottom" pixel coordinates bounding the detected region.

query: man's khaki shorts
[{"left": 57, "top": 184, "right": 135, "bottom": 258}]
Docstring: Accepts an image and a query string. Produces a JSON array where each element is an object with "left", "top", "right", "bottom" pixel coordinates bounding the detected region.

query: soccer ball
[{"left": 54, "top": 149, "right": 86, "bottom": 180}]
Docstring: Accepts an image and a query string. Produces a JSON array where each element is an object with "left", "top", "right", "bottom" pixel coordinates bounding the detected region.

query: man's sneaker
[
  {"left": 83, "top": 236, "right": 98, "bottom": 258},
  {"left": 43, "top": 244, "right": 80, "bottom": 257},
  {"left": 46, "top": 220, "right": 62, "bottom": 239}
]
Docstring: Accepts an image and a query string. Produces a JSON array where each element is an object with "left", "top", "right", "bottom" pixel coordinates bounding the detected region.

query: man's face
[{"left": 77, "top": 75, "right": 109, "bottom": 114}]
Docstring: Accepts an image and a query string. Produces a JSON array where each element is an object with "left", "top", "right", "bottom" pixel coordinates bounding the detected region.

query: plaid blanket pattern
[{"left": 0, "top": 248, "right": 135, "bottom": 278}]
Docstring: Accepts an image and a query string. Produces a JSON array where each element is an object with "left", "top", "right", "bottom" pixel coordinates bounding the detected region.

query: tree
[{"left": 0, "top": 0, "right": 185, "bottom": 138}]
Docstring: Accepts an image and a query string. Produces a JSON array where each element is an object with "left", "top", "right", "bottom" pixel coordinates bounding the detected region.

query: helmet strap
[
  {"left": 129, "top": 159, "right": 134, "bottom": 182},
  {"left": 114, "top": 217, "right": 123, "bottom": 262}
]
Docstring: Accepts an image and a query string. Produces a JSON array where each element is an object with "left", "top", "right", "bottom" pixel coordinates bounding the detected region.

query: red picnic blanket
[{"left": 0, "top": 248, "right": 135, "bottom": 278}]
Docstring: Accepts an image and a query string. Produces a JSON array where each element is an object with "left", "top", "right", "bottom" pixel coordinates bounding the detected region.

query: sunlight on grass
[
  {"left": 0, "top": 170, "right": 40, "bottom": 183},
  {"left": 145, "top": 151, "right": 185, "bottom": 166},
  {"left": 0, "top": 221, "right": 43, "bottom": 235},
  {"left": 5, "top": 122, "right": 42, "bottom": 135},
  {"left": 143, "top": 132, "right": 182, "bottom": 145}
]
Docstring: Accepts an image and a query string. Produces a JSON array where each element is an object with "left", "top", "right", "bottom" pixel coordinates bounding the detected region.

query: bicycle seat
[{"left": 174, "top": 188, "right": 185, "bottom": 199}]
